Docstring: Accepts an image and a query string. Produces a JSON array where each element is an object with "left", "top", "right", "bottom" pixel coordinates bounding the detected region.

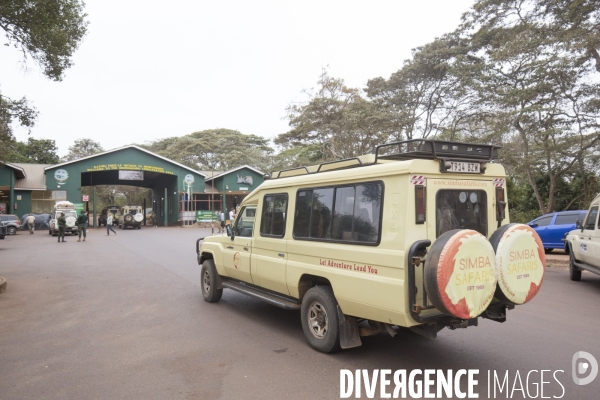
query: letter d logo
[{"left": 572, "top": 351, "right": 598, "bottom": 385}]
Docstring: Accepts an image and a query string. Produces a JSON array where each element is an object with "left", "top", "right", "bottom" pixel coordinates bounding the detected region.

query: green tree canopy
[
  {"left": 141, "top": 129, "right": 274, "bottom": 172},
  {"left": 0, "top": 0, "right": 88, "bottom": 162},
  {"left": 62, "top": 138, "right": 104, "bottom": 162},
  {"left": 5, "top": 137, "right": 59, "bottom": 164}
]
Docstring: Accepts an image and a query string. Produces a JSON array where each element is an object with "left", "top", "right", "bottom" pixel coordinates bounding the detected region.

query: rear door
[
  {"left": 252, "top": 193, "right": 289, "bottom": 294},
  {"left": 548, "top": 212, "right": 580, "bottom": 248}
]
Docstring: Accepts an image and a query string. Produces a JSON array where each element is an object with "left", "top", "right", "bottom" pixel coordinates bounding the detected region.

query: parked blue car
[{"left": 527, "top": 210, "right": 588, "bottom": 253}]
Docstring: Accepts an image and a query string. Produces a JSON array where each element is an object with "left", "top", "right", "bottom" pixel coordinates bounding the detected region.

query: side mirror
[
  {"left": 576, "top": 219, "right": 583, "bottom": 230},
  {"left": 528, "top": 223, "right": 538, "bottom": 228},
  {"left": 226, "top": 224, "right": 232, "bottom": 238}
]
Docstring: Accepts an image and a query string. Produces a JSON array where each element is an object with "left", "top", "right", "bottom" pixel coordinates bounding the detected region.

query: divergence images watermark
[{"left": 339, "top": 351, "right": 597, "bottom": 399}]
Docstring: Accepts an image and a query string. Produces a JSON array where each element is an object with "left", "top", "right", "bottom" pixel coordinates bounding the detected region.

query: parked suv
[
  {"left": 564, "top": 194, "right": 600, "bottom": 281},
  {"left": 196, "top": 139, "right": 547, "bottom": 353},
  {"left": 527, "top": 210, "right": 588, "bottom": 254},
  {"left": 118, "top": 205, "right": 144, "bottom": 229},
  {"left": 0, "top": 214, "right": 22, "bottom": 235},
  {"left": 98, "top": 206, "right": 120, "bottom": 226}
]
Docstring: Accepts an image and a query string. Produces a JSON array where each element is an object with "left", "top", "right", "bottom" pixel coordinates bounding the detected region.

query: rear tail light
[{"left": 415, "top": 185, "right": 426, "bottom": 224}]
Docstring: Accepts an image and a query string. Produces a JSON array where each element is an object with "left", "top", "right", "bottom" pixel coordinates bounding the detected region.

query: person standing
[
  {"left": 106, "top": 214, "right": 117, "bottom": 236},
  {"left": 57, "top": 212, "right": 67, "bottom": 243},
  {"left": 229, "top": 208, "right": 235, "bottom": 225},
  {"left": 151, "top": 211, "right": 157, "bottom": 228},
  {"left": 218, "top": 210, "right": 225, "bottom": 233},
  {"left": 77, "top": 211, "right": 88, "bottom": 242},
  {"left": 26, "top": 213, "right": 35, "bottom": 234}
]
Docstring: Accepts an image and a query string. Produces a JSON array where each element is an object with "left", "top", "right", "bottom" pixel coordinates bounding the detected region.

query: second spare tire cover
[
  {"left": 65, "top": 216, "right": 76, "bottom": 228},
  {"left": 134, "top": 213, "right": 143, "bottom": 222},
  {"left": 489, "top": 223, "right": 545, "bottom": 305},
  {"left": 424, "top": 229, "right": 497, "bottom": 319}
]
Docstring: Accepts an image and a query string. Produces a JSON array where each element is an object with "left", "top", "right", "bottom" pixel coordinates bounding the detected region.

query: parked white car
[{"left": 564, "top": 194, "right": 600, "bottom": 280}]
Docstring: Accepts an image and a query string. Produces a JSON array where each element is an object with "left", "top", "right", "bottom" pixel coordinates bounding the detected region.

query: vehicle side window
[
  {"left": 235, "top": 206, "right": 256, "bottom": 237},
  {"left": 260, "top": 194, "right": 288, "bottom": 237},
  {"left": 555, "top": 214, "right": 578, "bottom": 225},
  {"left": 584, "top": 206, "right": 598, "bottom": 230},
  {"left": 293, "top": 182, "right": 382, "bottom": 244},
  {"left": 534, "top": 216, "right": 553, "bottom": 227}
]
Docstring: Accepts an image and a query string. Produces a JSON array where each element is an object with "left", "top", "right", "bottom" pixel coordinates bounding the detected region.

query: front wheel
[
  {"left": 569, "top": 246, "right": 582, "bottom": 281},
  {"left": 7, "top": 226, "right": 16, "bottom": 235},
  {"left": 200, "top": 260, "right": 222, "bottom": 303},
  {"left": 544, "top": 248, "right": 553, "bottom": 254},
  {"left": 300, "top": 286, "right": 341, "bottom": 353}
]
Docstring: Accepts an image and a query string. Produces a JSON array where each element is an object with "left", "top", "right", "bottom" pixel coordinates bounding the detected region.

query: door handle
[
  {"left": 278, "top": 252, "right": 285, "bottom": 257},
  {"left": 244, "top": 247, "right": 249, "bottom": 251},
  {"left": 226, "top": 246, "right": 234, "bottom": 249}
]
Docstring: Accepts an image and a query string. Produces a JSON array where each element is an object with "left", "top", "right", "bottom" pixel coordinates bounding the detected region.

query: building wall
[{"left": 14, "top": 191, "right": 32, "bottom": 216}]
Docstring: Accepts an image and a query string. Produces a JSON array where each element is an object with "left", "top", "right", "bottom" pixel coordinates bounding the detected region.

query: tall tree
[
  {"left": 0, "top": 0, "right": 88, "bottom": 162},
  {"left": 459, "top": 0, "right": 600, "bottom": 214},
  {"left": 63, "top": 138, "right": 104, "bottom": 161},
  {"left": 6, "top": 137, "right": 60, "bottom": 164},
  {"left": 141, "top": 129, "right": 273, "bottom": 172},
  {"left": 278, "top": 70, "right": 391, "bottom": 161}
]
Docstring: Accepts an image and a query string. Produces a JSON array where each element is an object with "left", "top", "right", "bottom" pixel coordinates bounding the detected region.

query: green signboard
[
  {"left": 73, "top": 202, "right": 85, "bottom": 214},
  {"left": 196, "top": 210, "right": 217, "bottom": 222}
]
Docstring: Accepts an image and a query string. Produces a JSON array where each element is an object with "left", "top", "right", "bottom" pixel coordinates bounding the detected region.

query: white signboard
[{"left": 119, "top": 170, "right": 144, "bottom": 181}]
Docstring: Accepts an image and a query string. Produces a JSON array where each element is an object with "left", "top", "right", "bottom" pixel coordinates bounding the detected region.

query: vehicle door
[
  {"left": 528, "top": 215, "right": 554, "bottom": 248},
  {"left": 548, "top": 212, "right": 579, "bottom": 248},
  {"left": 576, "top": 206, "right": 598, "bottom": 264},
  {"left": 252, "top": 193, "right": 289, "bottom": 294},
  {"left": 223, "top": 206, "right": 256, "bottom": 283}
]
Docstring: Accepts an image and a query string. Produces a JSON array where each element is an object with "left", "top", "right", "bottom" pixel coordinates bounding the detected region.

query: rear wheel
[
  {"left": 200, "top": 260, "right": 222, "bottom": 303},
  {"left": 300, "top": 286, "right": 341, "bottom": 353},
  {"left": 569, "top": 246, "right": 582, "bottom": 281},
  {"left": 7, "top": 226, "right": 16, "bottom": 235}
]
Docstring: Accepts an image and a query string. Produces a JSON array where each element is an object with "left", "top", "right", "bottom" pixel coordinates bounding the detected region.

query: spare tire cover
[
  {"left": 424, "top": 229, "right": 497, "bottom": 319},
  {"left": 65, "top": 216, "right": 76, "bottom": 228},
  {"left": 125, "top": 214, "right": 133, "bottom": 222},
  {"left": 134, "top": 213, "right": 143, "bottom": 222},
  {"left": 489, "top": 223, "right": 545, "bottom": 305}
]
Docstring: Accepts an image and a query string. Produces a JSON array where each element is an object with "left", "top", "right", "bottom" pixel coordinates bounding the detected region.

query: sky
[{"left": 1, "top": 0, "right": 475, "bottom": 157}]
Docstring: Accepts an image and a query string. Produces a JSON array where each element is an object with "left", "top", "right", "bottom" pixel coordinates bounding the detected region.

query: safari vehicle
[
  {"left": 118, "top": 205, "right": 144, "bottom": 229},
  {"left": 196, "top": 140, "right": 546, "bottom": 353},
  {"left": 49, "top": 201, "right": 78, "bottom": 236},
  {"left": 564, "top": 194, "right": 600, "bottom": 281},
  {"left": 98, "top": 206, "right": 120, "bottom": 226}
]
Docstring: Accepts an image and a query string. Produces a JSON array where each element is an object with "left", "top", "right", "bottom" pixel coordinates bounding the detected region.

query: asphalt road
[{"left": 1, "top": 227, "right": 599, "bottom": 399}]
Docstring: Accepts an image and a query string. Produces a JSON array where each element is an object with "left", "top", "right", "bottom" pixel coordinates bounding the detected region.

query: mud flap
[{"left": 337, "top": 306, "right": 362, "bottom": 349}]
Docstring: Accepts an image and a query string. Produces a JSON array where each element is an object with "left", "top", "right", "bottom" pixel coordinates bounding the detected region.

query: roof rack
[
  {"left": 269, "top": 139, "right": 501, "bottom": 179},
  {"left": 375, "top": 139, "right": 500, "bottom": 163}
]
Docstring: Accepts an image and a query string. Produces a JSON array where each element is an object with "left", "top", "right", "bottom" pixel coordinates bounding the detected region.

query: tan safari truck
[
  {"left": 196, "top": 139, "right": 546, "bottom": 353},
  {"left": 564, "top": 193, "right": 600, "bottom": 281}
]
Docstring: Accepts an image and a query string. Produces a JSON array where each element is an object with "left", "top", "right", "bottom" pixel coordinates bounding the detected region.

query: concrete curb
[{"left": 0, "top": 276, "right": 6, "bottom": 294}]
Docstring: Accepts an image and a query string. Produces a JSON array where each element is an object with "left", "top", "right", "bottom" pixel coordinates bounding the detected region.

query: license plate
[{"left": 448, "top": 161, "right": 480, "bottom": 173}]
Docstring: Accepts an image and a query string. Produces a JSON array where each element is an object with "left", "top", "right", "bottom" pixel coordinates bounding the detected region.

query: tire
[
  {"left": 564, "top": 244, "right": 570, "bottom": 255},
  {"left": 200, "top": 259, "right": 222, "bottom": 303},
  {"left": 48, "top": 229, "right": 52, "bottom": 235},
  {"left": 7, "top": 226, "right": 16, "bottom": 235},
  {"left": 569, "top": 245, "right": 582, "bottom": 281},
  {"left": 544, "top": 248, "right": 553, "bottom": 254},
  {"left": 300, "top": 286, "right": 341, "bottom": 353}
]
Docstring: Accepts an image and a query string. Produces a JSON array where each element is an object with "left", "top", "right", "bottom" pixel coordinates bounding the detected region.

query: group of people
[
  {"left": 53, "top": 211, "right": 89, "bottom": 243},
  {"left": 216, "top": 208, "right": 236, "bottom": 233}
]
